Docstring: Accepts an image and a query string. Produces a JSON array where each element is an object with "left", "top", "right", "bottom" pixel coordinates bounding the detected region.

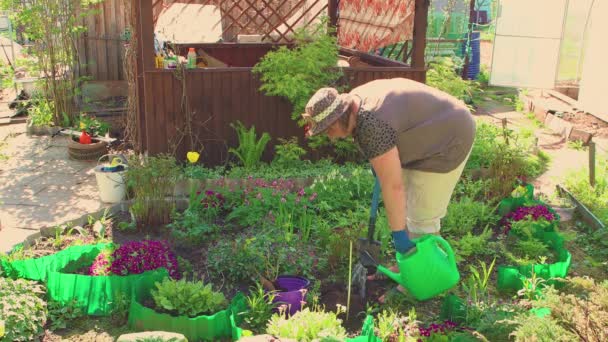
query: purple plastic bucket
[{"left": 272, "top": 275, "right": 310, "bottom": 316}]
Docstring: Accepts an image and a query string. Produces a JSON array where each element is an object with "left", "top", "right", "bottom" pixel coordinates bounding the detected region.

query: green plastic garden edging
[
  {"left": 440, "top": 294, "right": 551, "bottom": 323},
  {"left": 44, "top": 243, "right": 170, "bottom": 316},
  {"left": 1, "top": 243, "right": 110, "bottom": 281},
  {"left": 128, "top": 277, "right": 247, "bottom": 342},
  {"left": 495, "top": 185, "right": 571, "bottom": 292},
  {"left": 345, "top": 315, "right": 381, "bottom": 342}
]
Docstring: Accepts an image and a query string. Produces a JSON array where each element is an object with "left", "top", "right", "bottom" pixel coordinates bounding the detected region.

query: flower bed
[
  {"left": 45, "top": 242, "right": 173, "bottom": 315},
  {"left": 127, "top": 278, "right": 247, "bottom": 342},
  {"left": 495, "top": 186, "right": 571, "bottom": 292}
]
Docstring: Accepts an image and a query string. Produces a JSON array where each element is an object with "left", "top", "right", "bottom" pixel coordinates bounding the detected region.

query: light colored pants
[{"left": 402, "top": 152, "right": 470, "bottom": 235}]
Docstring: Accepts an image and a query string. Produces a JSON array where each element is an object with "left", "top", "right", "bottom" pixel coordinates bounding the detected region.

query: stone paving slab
[{"left": 0, "top": 126, "right": 109, "bottom": 252}]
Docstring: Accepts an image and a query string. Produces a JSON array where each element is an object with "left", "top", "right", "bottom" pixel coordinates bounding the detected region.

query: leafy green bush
[
  {"left": 529, "top": 277, "right": 608, "bottom": 341},
  {"left": 427, "top": 57, "right": 481, "bottom": 107},
  {"left": 266, "top": 306, "right": 347, "bottom": 341},
  {"left": 564, "top": 158, "right": 608, "bottom": 226},
  {"left": 229, "top": 121, "right": 271, "bottom": 170},
  {"left": 509, "top": 314, "right": 577, "bottom": 341},
  {"left": 167, "top": 190, "right": 224, "bottom": 246},
  {"left": 272, "top": 137, "right": 307, "bottom": 168},
  {"left": 451, "top": 228, "right": 493, "bottom": 260},
  {"left": 27, "top": 96, "right": 55, "bottom": 127},
  {"left": 0, "top": 278, "right": 47, "bottom": 341},
  {"left": 151, "top": 278, "right": 227, "bottom": 317},
  {"left": 441, "top": 197, "right": 498, "bottom": 236},
  {"left": 207, "top": 228, "right": 321, "bottom": 288},
  {"left": 253, "top": 18, "right": 341, "bottom": 120}
]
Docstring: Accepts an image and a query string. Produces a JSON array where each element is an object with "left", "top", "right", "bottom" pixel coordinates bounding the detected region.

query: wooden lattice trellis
[{"left": 151, "top": 0, "right": 331, "bottom": 43}]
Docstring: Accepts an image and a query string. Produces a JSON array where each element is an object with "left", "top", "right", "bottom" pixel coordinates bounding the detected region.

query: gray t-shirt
[{"left": 350, "top": 78, "right": 476, "bottom": 173}]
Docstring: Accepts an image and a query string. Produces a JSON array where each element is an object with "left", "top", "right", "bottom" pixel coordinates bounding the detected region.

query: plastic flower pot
[
  {"left": 45, "top": 244, "right": 170, "bottom": 316},
  {"left": 272, "top": 275, "right": 310, "bottom": 316},
  {"left": 1, "top": 243, "right": 109, "bottom": 282},
  {"left": 127, "top": 278, "right": 247, "bottom": 342}
]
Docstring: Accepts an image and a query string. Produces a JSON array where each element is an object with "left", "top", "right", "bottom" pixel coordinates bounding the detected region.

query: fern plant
[
  {"left": 151, "top": 278, "right": 227, "bottom": 317},
  {"left": 229, "top": 121, "right": 271, "bottom": 170}
]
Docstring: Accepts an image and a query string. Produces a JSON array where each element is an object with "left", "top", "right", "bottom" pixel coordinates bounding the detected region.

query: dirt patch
[{"left": 560, "top": 111, "right": 608, "bottom": 138}]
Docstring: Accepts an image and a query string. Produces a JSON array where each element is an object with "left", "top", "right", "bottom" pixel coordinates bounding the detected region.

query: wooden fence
[
  {"left": 140, "top": 60, "right": 425, "bottom": 165},
  {"left": 78, "top": 0, "right": 130, "bottom": 81}
]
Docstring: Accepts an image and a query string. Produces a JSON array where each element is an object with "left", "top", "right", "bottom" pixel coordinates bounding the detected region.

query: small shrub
[
  {"left": 151, "top": 278, "right": 227, "bottom": 317},
  {"left": 509, "top": 314, "right": 577, "bottom": 341},
  {"left": 451, "top": 228, "right": 493, "bottom": 260},
  {"left": 375, "top": 308, "right": 420, "bottom": 341},
  {"left": 47, "top": 299, "right": 84, "bottom": 331},
  {"left": 240, "top": 283, "right": 278, "bottom": 334},
  {"left": 207, "top": 228, "right": 320, "bottom": 287},
  {"left": 167, "top": 190, "right": 224, "bottom": 246},
  {"left": 427, "top": 57, "right": 481, "bottom": 107},
  {"left": 229, "top": 121, "right": 271, "bottom": 170},
  {"left": 0, "top": 278, "right": 47, "bottom": 341},
  {"left": 266, "top": 306, "right": 347, "bottom": 341},
  {"left": 74, "top": 114, "right": 110, "bottom": 137},
  {"left": 27, "top": 96, "right": 54, "bottom": 127},
  {"left": 253, "top": 18, "right": 341, "bottom": 120},
  {"left": 110, "top": 240, "right": 180, "bottom": 279},
  {"left": 273, "top": 137, "right": 306, "bottom": 168},
  {"left": 531, "top": 277, "right": 608, "bottom": 341},
  {"left": 442, "top": 197, "right": 498, "bottom": 236},
  {"left": 126, "top": 154, "right": 180, "bottom": 228}
]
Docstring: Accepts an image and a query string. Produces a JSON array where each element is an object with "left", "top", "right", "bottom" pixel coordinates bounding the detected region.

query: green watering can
[{"left": 377, "top": 234, "right": 460, "bottom": 301}]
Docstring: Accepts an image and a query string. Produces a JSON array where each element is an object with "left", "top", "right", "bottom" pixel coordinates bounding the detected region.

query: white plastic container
[{"left": 94, "top": 154, "right": 128, "bottom": 203}]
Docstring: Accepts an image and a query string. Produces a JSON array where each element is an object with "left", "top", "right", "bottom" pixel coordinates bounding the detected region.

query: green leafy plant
[
  {"left": 253, "top": 17, "right": 341, "bottom": 121},
  {"left": 441, "top": 197, "right": 498, "bottom": 236},
  {"left": 528, "top": 276, "right": 608, "bottom": 341},
  {"left": 509, "top": 314, "right": 577, "bottom": 341},
  {"left": 27, "top": 96, "right": 55, "bottom": 127},
  {"left": 462, "top": 258, "right": 496, "bottom": 304},
  {"left": 110, "top": 293, "right": 131, "bottom": 326},
  {"left": 451, "top": 228, "right": 493, "bottom": 260},
  {"left": 0, "top": 278, "right": 47, "bottom": 341},
  {"left": 427, "top": 57, "right": 481, "bottom": 108},
  {"left": 74, "top": 114, "right": 110, "bottom": 137},
  {"left": 229, "top": 121, "right": 271, "bottom": 170},
  {"left": 151, "top": 278, "right": 227, "bottom": 317},
  {"left": 240, "top": 283, "right": 278, "bottom": 334},
  {"left": 376, "top": 308, "right": 420, "bottom": 341},
  {"left": 126, "top": 154, "right": 180, "bottom": 229},
  {"left": 266, "top": 305, "right": 347, "bottom": 341},
  {"left": 564, "top": 157, "right": 608, "bottom": 226},
  {"left": 272, "top": 137, "right": 307, "bottom": 168},
  {"left": 47, "top": 299, "right": 84, "bottom": 331},
  {"left": 167, "top": 190, "right": 223, "bottom": 246}
]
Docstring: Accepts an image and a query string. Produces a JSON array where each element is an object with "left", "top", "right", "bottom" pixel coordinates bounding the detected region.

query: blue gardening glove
[{"left": 392, "top": 230, "right": 416, "bottom": 254}]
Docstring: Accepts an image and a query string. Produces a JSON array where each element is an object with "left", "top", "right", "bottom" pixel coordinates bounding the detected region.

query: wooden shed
[{"left": 132, "top": 0, "right": 430, "bottom": 165}]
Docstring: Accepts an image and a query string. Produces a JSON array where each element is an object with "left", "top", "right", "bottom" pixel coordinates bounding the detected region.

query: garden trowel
[{"left": 351, "top": 169, "right": 382, "bottom": 300}]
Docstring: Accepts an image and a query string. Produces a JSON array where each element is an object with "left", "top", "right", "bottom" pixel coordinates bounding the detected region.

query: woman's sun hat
[{"left": 302, "top": 87, "right": 352, "bottom": 136}]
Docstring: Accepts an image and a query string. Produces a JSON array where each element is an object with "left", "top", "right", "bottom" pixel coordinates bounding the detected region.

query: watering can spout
[{"left": 376, "top": 265, "right": 403, "bottom": 286}]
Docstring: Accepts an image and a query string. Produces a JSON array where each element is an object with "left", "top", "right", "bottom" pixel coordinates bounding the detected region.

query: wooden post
[
  {"left": 138, "top": 0, "right": 155, "bottom": 71},
  {"left": 589, "top": 140, "right": 596, "bottom": 187},
  {"left": 501, "top": 118, "right": 509, "bottom": 145},
  {"left": 328, "top": 0, "right": 339, "bottom": 36},
  {"left": 411, "top": 0, "right": 429, "bottom": 70},
  {"left": 133, "top": 0, "right": 155, "bottom": 152}
]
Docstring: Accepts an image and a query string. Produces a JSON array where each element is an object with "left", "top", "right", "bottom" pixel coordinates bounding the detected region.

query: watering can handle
[
  {"left": 435, "top": 236, "right": 457, "bottom": 266},
  {"left": 98, "top": 154, "right": 128, "bottom": 166}
]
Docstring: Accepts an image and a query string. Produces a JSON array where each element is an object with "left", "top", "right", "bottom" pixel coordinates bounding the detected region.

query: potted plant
[
  {"left": 46, "top": 240, "right": 177, "bottom": 315},
  {"left": 128, "top": 277, "right": 247, "bottom": 341},
  {"left": 67, "top": 114, "right": 110, "bottom": 160},
  {"left": 25, "top": 96, "right": 60, "bottom": 136}
]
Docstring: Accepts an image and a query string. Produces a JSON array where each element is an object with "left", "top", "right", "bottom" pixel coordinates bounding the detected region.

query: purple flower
[
  {"left": 108, "top": 240, "right": 180, "bottom": 279},
  {"left": 501, "top": 204, "right": 556, "bottom": 234}
]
